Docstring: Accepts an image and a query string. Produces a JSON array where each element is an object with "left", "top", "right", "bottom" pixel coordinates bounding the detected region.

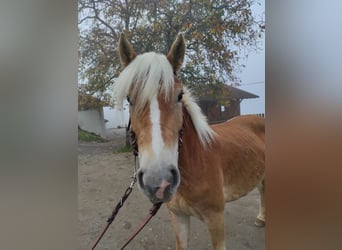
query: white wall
[
  {"left": 103, "top": 101, "right": 129, "bottom": 129},
  {"left": 78, "top": 108, "right": 107, "bottom": 138}
]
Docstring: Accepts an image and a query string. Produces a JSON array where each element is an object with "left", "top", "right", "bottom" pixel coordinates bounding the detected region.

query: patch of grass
[
  {"left": 115, "top": 144, "right": 132, "bottom": 153},
  {"left": 78, "top": 128, "right": 107, "bottom": 142}
]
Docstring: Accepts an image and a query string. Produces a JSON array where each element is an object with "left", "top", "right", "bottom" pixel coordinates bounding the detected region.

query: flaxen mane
[
  {"left": 114, "top": 52, "right": 174, "bottom": 114},
  {"left": 113, "top": 52, "right": 215, "bottom": 147},
  {"left": 181, "top": 87, "right": 216, "bottom": 146}
]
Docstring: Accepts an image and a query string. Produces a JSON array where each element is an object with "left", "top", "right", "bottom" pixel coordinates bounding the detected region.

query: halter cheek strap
[{"left": 130, "top": 130, "right": 139, "bottom": 157}]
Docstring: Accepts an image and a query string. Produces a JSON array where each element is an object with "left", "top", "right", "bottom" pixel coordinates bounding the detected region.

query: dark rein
[{"left": 88, "top": 119, "right": 183, "bottom": 250}]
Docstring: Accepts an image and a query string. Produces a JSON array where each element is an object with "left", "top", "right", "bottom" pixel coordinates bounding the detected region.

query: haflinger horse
[{"left": 114, "top": 33, "right": 265, "bottom": 250}]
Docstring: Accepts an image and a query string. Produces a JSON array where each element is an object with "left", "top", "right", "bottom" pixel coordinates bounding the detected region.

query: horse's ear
[
  {"left": 167, "top": 33, "right": 186, "bottom": 73},
  {"left": 118, "top": 33, "right": 136, "bottom": 67}
]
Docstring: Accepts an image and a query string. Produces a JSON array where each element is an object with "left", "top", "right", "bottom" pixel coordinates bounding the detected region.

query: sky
[{"left": 236, "top": 0, "right": 265, "bottom": 115}]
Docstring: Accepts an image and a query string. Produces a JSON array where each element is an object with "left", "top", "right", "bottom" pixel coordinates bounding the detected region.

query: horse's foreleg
[
  {"left": 168, "top": 210, "right": 190, "bottom": 250},
  {"left": 255, "top": 179, "right": 265, "bottom": 227},
  {"left": 204, "top": 210, "right": 226, "bottom": 250}
]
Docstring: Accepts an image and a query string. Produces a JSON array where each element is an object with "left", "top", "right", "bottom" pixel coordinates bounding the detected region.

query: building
[
  {"left": 102, "top": 85, "right": 259, "bottom": 129},
  {"left": 198, "top": 85, "right": 258, "bottom": 124},
  {"left": 78, "top": 91, "right": 108, "bottom": 138}
]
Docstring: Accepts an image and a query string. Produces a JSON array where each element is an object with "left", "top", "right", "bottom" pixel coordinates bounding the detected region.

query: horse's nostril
[
  {"left": 138, "top": 170, "right": 144, "bottom": 188},
  {"left": 170, "top": 168, "right": 179, "bottom": 183}
]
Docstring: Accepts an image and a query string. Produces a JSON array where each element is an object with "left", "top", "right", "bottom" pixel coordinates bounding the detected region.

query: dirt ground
[{"left": 78, "top": 128, "right": 265, "bottom": 250}]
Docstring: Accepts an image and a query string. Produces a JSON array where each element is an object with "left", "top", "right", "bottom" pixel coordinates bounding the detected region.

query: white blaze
[
  {"left": 139, "top": 94, "right": 178, "bottom": 173},
  {"left": 149, "top": 95, "right": 164, "bottom": 156}
]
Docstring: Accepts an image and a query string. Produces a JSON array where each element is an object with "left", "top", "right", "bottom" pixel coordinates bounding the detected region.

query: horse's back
[
  {"left": 211, "top": 115, "right": 264, "bottom": 144},
  {"left": 210, "top": 115, "right": 265, "bottom": 202},
  {"left": 218, "top": 114, "right": 263, "bottom": 134}
]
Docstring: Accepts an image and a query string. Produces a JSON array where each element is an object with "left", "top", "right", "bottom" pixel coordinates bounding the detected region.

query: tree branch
[{"left": 91, "top": 0, "right": 117, "bottom": 38}]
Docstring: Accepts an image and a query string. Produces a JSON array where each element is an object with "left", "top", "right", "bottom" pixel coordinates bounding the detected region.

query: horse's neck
[{"left": 178, "top": 108, "right": 208, "bottom": 187}]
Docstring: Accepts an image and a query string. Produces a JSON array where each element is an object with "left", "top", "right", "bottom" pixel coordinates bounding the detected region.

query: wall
[
  {"left": 78, "top": 108, "right": 107, "bottom": 138},
  {"left": 103, "top": 106, "right": 129, "bottom": 129},
  {"left": 199, "top": 99, "right": 241, "bottom": 124}
]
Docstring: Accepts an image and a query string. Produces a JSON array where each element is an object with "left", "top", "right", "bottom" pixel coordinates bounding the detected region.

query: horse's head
[{"left": 114, "top": 33, "right": 186, "bottom": 203}]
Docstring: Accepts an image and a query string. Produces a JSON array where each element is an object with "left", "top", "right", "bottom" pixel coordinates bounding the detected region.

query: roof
[
  {"left": 198, "top": 96, "right": 217, "bottom": 103},
  {"left": 225, "top": 85, "right": 258, "bottom": 100},
  {"left": 199, "top": 85, "right": 258, "bottom": 103}
]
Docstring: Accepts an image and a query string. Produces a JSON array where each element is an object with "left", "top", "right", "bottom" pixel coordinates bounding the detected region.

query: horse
[{"left": 114, "top": 33, "right": 265, "bottom": 250}]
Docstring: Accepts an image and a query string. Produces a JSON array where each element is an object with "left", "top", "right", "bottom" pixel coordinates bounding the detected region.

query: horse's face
[
  {"left": 129, "top": 81, "right": 183, "bottom": 203},
  {"left": 116, "top": 33, "right": 186, "bottom": 203}
]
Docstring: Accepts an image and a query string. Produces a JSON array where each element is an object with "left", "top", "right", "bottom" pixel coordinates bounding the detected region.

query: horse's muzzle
[{"left": 137, "top": 164, "right": 180, "bottom": 203}]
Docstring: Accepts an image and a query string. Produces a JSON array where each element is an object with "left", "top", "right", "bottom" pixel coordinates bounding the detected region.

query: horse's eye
[
  {"left": 127, "top": 96, "right": 132, "bottom": 105},
  {"left": 177, "top": 91, "right": 184, "bottom": 102}
]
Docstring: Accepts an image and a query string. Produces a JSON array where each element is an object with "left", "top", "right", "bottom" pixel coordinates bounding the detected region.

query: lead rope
[
  {"left": 120, "top": 202, "right": 162, "bottom": 250},
  {"left": 88, "top": 119, "right": 163, "bottom": 250},
  {"left": 87, "top": 157, "right": 138, "bottom": 250}
]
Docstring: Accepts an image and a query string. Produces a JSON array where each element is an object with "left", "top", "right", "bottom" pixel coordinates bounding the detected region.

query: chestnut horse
[{"left": 114, "top": 33, "right": 265, "bottom": 250}]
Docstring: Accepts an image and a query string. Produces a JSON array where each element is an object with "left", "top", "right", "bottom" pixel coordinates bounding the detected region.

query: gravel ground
[{"left": 78, "top": 128, "right": 265, "bottom": 250}]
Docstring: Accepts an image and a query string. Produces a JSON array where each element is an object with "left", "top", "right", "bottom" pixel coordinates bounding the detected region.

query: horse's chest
[{"left": 167, "top": 194, "right": 204, "bottom": 219}]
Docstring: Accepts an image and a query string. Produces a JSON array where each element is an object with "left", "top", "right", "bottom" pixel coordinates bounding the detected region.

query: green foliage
[
  {"left": 197, "top": 81, "right": 231, "bottom": 106},
  {"left": 78, "top": 0, "right": 264, "bottom": 100},
  {"left": 78, "top": 85, "right": 112, "bottom": 111},
  {"left": 114, "top": 144, "right": 133, "bottom": 154},
  {"left": 78, "top": 127, "right": 107, "bottom": 142}
]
